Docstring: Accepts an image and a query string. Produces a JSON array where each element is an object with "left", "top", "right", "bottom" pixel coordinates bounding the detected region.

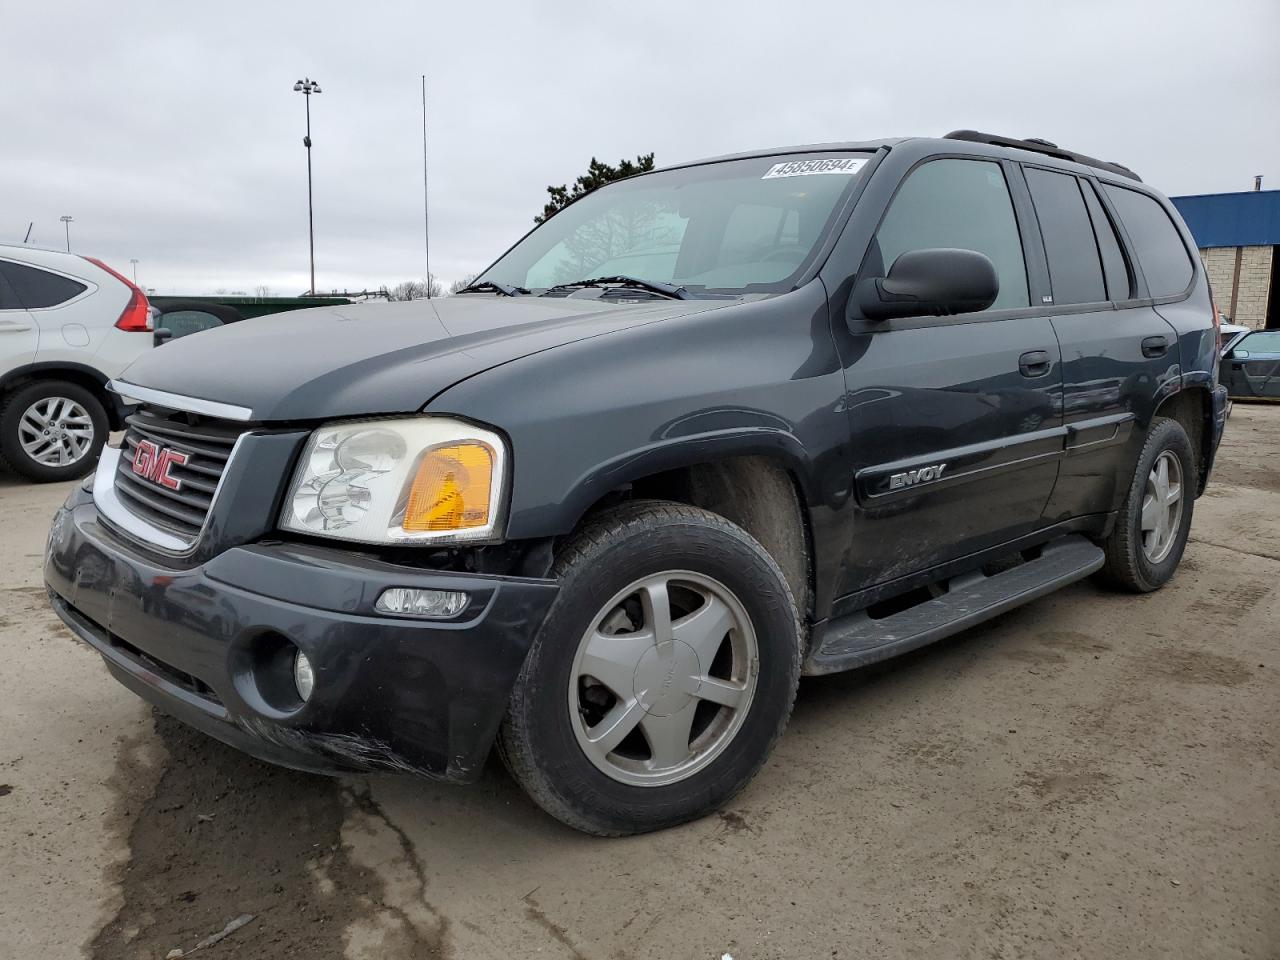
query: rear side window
[
  {"left": 1102, "top": 185, "right": 1194, "bottom": 298},
  {"left": 1081, "top": 182, "right": 1131, "bottom": 300},
  {"left": 0, "top": 270, "right": 23, "bottom": 310},
  {"left": 160, "top": 310, "right": 224, "bottom": 339},
  {"left": 871, "top": 158, "right": 1029, "bottom": 310},
  {"left": 0, "top": 260, "right": 88, "bottom": 308},
  {"left": 1024, "top": 168, "right": 1105, "bottom": 305}
]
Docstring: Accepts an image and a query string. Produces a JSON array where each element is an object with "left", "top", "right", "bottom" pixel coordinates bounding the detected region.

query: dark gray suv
[{"left": 45, "top": 131, "right": 1226, "bottom": 834}]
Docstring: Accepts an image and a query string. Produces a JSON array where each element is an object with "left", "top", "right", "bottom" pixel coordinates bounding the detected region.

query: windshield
[{"left": 478, "top": 153, "right": 870, "bottom": 296}]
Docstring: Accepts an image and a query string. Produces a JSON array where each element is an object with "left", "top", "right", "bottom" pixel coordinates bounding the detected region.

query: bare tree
[
  {"left": 254, "top": 284, "right": 272, "bottom": 298},
  {"left": 386, "top": 275, "right": 443, "bottom": 301},
  {"left": 448, "top": 274, "right": 478, "bottom": 294}
]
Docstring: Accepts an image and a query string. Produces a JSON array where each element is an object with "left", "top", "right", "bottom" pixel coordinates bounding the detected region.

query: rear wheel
[
  {"left": 0, "top": 380, "right": 108, "bottom": 482},
  {"left": 1098, "top": 417, "right": 1195, "bottom": 592},
  {"left": 498, "top": 501, "right": 802, "bottom": 835}
]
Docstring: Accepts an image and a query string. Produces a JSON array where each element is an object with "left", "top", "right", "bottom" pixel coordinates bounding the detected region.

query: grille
[{"left": 113, "top": 405, "right": 245, "bottom": 542}]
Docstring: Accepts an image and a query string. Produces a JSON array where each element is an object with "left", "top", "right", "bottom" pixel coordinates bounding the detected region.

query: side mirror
[
  {"left": 1232, "top": 349, "right": 1250, "bottom": 360},
  {"left": 853, "top": 248, "right": 999, "bottom": 322},
  {"left": 154, "top": 327, "right": 173, "bottom": 347}
]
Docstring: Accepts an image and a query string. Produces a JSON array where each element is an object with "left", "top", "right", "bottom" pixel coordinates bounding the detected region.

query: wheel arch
[
  {"left": 1152, "top": 385, "right": 1212, "bottom": 495},
  {"left": 0, "top": 362, "right": 127, "bottom": 428},
  {"left": 560, "top": 444, "right": 816, "bottom": 624}
]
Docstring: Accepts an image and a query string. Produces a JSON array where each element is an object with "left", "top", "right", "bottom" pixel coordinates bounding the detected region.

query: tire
[
  {"left": 498, "top": 500, "right": 802, "bottom": 836},
  {"left": 1097, "top": 417, "right": 1196, "bottom": 592},
  {"left": 0, "top": 379, "right": 108, "bottom": 483}
]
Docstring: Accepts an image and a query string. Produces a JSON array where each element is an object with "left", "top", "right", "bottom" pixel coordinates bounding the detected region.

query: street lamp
[
  {"left": 129, "top": 259, "right": 139, "bottom": 284},
  {"left": 59, "top": 215, "right": 74, "bottom": 252},
  {"left": 293, "top": 77, "right": 322, "bottom": 296}
]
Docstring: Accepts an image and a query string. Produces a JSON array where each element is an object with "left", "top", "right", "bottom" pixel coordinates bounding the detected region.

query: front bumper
[{"left": 44, "top": 488, "right": 558, "bottom": 782}]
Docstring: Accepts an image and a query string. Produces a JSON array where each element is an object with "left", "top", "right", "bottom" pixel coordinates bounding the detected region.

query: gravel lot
[{"left": 1, "top": 406, "right": 1276, "bottom": 960}]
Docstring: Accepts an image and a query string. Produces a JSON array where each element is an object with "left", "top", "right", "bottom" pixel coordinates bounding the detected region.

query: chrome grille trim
[
  {"left": 109, "top": 380, "right": 254, "bottom": 422},
  {"left": 93, "top": 432, "right": 250, "bottom": 557}
]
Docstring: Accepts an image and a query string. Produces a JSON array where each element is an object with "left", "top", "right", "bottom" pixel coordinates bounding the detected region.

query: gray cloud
[{"left": 2, "top": 0, "right": 1276, "bottom": 295}]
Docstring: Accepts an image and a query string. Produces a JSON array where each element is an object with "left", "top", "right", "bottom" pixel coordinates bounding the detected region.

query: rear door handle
[
  {"left": 0, "top": 318, "right": 33, "bottom": 332},
  {"left": 1018, "top": 350, "right": 1052, "bottom": 377},
  {"left": 1141, "top": 335, "right": 1169, "bottom": 358}
]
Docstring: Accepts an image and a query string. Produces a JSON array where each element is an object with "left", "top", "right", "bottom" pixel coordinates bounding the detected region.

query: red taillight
[{"left": 83, "top": 256, "right": 152, "bottom": 332}]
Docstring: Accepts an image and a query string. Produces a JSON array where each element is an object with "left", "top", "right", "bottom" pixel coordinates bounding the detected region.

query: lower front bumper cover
[{"left": 44, "top": 489, "right": 558, "bottom": 782}]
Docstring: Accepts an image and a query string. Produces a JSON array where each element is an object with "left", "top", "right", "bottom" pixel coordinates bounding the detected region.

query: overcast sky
[{"left": 2, "top": 0, "right": 1277, "bottom": 296}]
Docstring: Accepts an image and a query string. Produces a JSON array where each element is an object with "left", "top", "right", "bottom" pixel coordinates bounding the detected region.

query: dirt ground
[{"left": 1, "top": 406, "right": 1276, "bottom": 960}]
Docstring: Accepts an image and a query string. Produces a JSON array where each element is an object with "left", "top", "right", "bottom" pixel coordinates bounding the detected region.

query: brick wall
[{"left": 1198, "top": 245, "right": 1275, "bottom": 328}]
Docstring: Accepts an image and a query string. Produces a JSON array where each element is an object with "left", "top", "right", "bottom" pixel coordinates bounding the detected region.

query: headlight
[{"left": 281, "top": 417, "right": 507, "bottom": 544}]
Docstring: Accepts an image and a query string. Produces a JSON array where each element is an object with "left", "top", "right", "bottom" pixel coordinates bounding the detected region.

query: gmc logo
[{"left": 131, "top": 439, "right": 189, "bottom": 491}]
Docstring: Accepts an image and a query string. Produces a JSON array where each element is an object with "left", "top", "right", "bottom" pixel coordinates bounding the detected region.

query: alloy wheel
[
  {"left": 1140, "top": 450, "right": 1184, "bottom": 564},
  {"left": 568, "top": 571, "right": 759, "bottom": 787},
  {"left": 18, "top": 397, "right": 96, "bottom": 467}
]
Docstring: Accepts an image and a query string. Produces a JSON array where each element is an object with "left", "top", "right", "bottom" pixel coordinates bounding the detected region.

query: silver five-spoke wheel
[
  {"left": 1141, "top": 450, "right": 1183, "bottom": 564},
  {"left": 18, "top": 397, "right": 96, "bottom": 467},
  {"left": 569, "top": 571, "right": 758, "bottom": 787}
]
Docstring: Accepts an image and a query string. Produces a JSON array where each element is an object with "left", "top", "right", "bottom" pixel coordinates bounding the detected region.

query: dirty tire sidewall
[
  {"left": 498, "top": 501, "right": 802, "bottom": 836},
  {"left": 0, "top": 379, "right": 108, "bottom": 483},
  {"left": 1100, "top": 417, "right": 1196, "bottom": 593}
]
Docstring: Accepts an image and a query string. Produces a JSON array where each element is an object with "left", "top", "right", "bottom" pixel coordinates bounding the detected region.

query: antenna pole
[{"left": 422, "top": 75, "right": 430, "bottom": 296}]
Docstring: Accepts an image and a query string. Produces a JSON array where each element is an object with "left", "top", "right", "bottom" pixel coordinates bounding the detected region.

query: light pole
[
  {"left": 293, "top": 77, "right": 322, "bottom": 296},
  {"left": 59, "top": 215, "right": 74, "bottom": 252},
  {"left": 129, "top": 259, "right": 139, "bottom": 284}
]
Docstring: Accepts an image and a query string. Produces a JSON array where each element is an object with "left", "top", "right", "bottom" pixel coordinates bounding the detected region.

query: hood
[{"left": 117, "top": 295, "right": 725, "bottom": 422}]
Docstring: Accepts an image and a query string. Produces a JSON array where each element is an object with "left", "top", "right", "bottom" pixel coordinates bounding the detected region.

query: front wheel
[
  {"left": 1098, "top": 417, "right": 1196, "bottom": 592},
  {"left": 498, "top": 501, "right": 802, "bottom": 835}
]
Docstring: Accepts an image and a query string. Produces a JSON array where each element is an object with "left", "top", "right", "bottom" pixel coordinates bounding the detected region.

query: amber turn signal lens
[{"left": 402, "top": 442, "right": 495, "bottom": 532}]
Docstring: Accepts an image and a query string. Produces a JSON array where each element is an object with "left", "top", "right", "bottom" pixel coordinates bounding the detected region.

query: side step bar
[{"left": 804, "top": 535, "right": 1105, "bottom": 676}]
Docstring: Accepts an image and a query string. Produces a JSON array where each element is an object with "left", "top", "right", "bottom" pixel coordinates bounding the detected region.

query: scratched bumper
[{"left": 43, "top": 487, "right": 558, "bottom": 782}]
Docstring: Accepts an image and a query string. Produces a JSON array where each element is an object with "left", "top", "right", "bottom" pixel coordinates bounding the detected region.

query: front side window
[
  {"left": 481, "top": 153, "right": 870, "bottom": 295},
  {"left": 0, "top": 260, "right": 88, "bottom": 309},
  {"left": 868, "top": 158, "right": 1029, "bottom": 310},
  {"left": 1236, "top": 331, "right": 1280, "bottom": 354},
  {"left": 1024, "top": 168, "right": 1106, "bottom": 305},
  {"left": 1102, "top": 185, "right": 1194, "bottom": 298}
]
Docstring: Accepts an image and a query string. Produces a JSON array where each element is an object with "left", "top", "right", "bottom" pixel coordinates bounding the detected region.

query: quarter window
[
  {"left": 0, "top": 260, "right": 88, "bottom": 308},
  {"left": 871, "top": 158, "right": 1029, "bottom": 310},
  {"left": 1102, "top": 185, "right": 1194, "bottom": 298},
  {"left": 1024, "top": 168, "right": 1106, "bottom": 306}
]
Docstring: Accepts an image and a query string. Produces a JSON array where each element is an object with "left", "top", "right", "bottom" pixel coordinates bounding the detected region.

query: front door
[
  {"left": 1222, "top": 330, "right": 1280, "bottom": 399},
  {"left": 835, "top": 156, "right": 1064, "bottom": 600}
]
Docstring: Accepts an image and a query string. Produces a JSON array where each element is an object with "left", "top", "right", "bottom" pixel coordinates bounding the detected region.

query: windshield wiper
[
  {"left": 455, "top": 279, "right": 529, "bottom": 297},
  {"left": 547, "top": 275, "right": 692, "bottom": 300}
]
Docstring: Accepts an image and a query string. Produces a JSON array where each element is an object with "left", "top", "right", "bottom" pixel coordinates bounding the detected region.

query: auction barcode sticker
[{"left": 761, "top": 158, "right": 868, "bottom": 179}]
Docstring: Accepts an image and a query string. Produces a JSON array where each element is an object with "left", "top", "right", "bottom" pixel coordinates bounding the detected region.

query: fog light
[
  {"left": 294, "top": 650, "right": 315, "bottom": 701},
  {"left": 375, "top": 587, "right": 469, "bottom": 618}
]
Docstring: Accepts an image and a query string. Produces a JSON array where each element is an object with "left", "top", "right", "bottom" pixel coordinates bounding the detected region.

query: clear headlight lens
[{"left": 281, "top": 417, "right": 507, "bottom": 544}]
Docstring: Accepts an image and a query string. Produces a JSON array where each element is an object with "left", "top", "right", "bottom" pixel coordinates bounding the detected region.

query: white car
[{"left": 0, "top": 243, "right": 155, "bottom": 481}]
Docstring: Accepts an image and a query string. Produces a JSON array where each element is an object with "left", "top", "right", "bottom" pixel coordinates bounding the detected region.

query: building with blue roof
[{"left": 1171, "top": 187, "right": 1279, "bottom": 330}]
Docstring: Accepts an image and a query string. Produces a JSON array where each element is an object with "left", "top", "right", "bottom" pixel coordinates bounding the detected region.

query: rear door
[
  {"left": 836, "top": 156, "right": 1065, "bottom": 595},
  {"left": 1028, "top": 169, "right": 1183, "bottom": 523},
  {"left": 1223, "top": 331, "right": 1280, "bottom": 398},
  {"left": 0, "top": 260, "right": 41, "bottom": 377}
]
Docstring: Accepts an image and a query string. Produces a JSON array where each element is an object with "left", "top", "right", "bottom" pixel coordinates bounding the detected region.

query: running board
[{"left": 804, "top": 535, "right": 1105, "bottom": 676}]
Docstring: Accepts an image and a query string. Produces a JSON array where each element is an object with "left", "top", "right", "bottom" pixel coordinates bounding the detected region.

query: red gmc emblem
[{"left": 131, "top": 439, "right": 189, "bottom": 491}]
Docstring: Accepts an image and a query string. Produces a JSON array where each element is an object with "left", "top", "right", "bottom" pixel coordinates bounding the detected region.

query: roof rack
[{"left": 943, "top": 130, "right": 1142, "bottom": 182}]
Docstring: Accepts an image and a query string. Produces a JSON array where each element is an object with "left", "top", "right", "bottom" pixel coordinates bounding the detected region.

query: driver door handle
[{"left": 1018, "top": 350, "right": 1052, "bottom": 377}]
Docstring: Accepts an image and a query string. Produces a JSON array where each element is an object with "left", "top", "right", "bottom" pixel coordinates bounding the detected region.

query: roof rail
[{"left": 943, "top": 130, "right": 1142, "bottom": 182}]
